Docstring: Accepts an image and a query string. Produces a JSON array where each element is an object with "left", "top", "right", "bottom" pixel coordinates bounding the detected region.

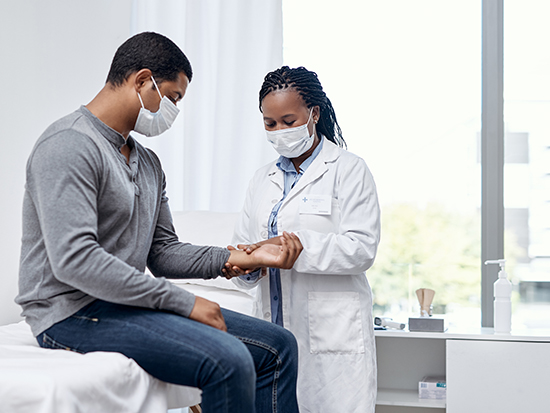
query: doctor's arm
[{"left": 294, "top": 157, "right": 380, "bottom": 275}]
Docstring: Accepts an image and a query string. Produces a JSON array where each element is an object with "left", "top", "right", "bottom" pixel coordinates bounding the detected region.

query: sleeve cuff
[{"left": 239, "top": 268, "right": 262, "bottom": 284}]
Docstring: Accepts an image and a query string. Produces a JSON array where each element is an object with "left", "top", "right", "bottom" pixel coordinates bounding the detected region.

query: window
[
  {"left": 283, "top": 0, "right": 547, "bottom": 329},
  {"left": 504, "top": 0, "right": 550, "bottom": 329}
]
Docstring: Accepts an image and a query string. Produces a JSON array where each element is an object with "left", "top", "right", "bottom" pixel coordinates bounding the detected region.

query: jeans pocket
[
  {"left": 40, "top": 332, "right": 84, "bottom": 353},
  {"left": 307, "top": 291, "right": 365, "bottom": 354}
]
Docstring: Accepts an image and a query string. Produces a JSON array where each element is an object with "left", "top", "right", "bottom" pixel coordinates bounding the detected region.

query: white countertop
[{"left": 375, "top": 326, "right": 550, "bottom": 342}]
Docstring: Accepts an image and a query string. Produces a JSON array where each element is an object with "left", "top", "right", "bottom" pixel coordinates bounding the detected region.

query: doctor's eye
[{"left": 284, "top": 120, "right": 296, "bottom": 126}]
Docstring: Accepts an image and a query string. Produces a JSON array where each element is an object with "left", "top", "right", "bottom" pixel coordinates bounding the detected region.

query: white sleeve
[{"left": 293, "top": 156, "right": 380, "bottom": 275}]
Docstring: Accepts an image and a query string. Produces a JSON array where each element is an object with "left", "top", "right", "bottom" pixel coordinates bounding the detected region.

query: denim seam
[
  {"left": 127, "top": 320, "right": 231, "bottom": 413},
  {"left": 41, "top": 332, "right": 85, "bottom": 354},
  {"left": 236, "top": 336, "right": 282, "bottom": 413}
]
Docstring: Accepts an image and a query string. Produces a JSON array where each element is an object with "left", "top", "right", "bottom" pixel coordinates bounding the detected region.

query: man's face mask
[
  {"left": 134, "top": 76, "right": 180, "bottom": 137},
  {"left": 265, "top": 108, "right": 315, "bottom": 158}
]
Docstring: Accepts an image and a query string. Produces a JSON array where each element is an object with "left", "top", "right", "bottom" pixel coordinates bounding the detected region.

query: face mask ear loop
[
  {"left": 307, "top": 107, "right": 314, "bottom": 136},
  {"left": 137, "top": 91, "right": 145, "bottom": 109},
  {"left": 150, "top": 76, "right": 164, "bottom": 100}
]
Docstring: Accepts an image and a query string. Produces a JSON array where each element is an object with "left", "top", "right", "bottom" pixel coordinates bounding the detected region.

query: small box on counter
[
  {"left": 419, "top": 376, "right": 446, "bottom": 399},
  {"left": 408, "top": 317, "right": 445, "bottom": 332}
]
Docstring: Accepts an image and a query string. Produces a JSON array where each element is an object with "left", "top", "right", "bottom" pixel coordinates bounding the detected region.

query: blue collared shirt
[{"left": 243, "top": 137, "right": 324, "bottom": 326}]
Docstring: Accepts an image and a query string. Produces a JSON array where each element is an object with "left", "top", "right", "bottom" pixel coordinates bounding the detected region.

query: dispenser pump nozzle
[{"left": 485, "top": 259, "right": 507, "bottom": 278}]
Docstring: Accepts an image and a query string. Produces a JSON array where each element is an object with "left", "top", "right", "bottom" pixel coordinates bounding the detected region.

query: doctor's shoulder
[
  {"left": 249, "top": 158, "right": 280, "bottom": 182},
  {"left": 334, "top": 146, "right": 374, "bottom": 176}
]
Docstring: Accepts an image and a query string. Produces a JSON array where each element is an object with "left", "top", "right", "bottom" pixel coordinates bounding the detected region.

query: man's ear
[{"left": 133, "top": 69, "right": 153, "bottom": 93}]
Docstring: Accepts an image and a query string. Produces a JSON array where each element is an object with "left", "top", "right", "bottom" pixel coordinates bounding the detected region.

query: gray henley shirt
[{"left": 16, "top": 106, "right": 230, "bottom": 336}]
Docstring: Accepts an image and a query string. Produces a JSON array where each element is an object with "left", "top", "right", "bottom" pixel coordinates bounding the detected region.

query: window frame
[{"left": 481, "top": 0, "right": 504, "bottom": 327}]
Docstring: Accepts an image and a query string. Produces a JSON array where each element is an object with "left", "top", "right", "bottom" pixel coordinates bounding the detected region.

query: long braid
[{"left": 259, "top": 66, "right": 346, "bottom": 148}]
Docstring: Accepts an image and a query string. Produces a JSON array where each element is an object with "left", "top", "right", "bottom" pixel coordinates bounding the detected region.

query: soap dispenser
[{"left": 484, "top": 259, "right": 512, "bottom": 334}]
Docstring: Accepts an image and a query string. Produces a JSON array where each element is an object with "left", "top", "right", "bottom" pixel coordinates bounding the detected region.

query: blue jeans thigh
[{"left": 37, "top": 301, "right": 256, "bottom": 412}]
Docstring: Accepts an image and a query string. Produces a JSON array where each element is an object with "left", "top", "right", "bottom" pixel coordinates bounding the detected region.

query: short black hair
[
  {"left": 259, "top": 66, "right": 345, "bottom": 148},
  {"left": 106, "top": 32, "right": 192, "bottom": 86}
]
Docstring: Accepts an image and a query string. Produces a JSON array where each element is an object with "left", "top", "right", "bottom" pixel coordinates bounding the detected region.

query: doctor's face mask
[
  {"left": 265, "top": 108, "right": 315, "bottom": 158},
  {"left": 134, "top": 76, "right": 180, "bottom": 137}
]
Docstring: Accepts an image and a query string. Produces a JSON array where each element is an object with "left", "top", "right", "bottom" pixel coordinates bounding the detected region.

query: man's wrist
[{"left": 228, "top": 249, "right": 256, "bottom": 270}]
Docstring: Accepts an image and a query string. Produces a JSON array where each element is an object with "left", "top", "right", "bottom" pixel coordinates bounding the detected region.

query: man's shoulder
[
  {"left": 29, "top": 109, "right": 102, "bottom": 164},
  {"left": 40, "top": 108, "right": 88, "bottom": 138}
]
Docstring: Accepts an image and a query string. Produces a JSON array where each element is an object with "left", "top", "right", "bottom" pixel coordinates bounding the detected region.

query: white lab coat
[{"left": 233, "top": 139, "right": 381, "bottom": 412}]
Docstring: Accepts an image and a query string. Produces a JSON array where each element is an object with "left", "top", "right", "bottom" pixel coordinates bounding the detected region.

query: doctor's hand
[
  {"left": 237, "top": 236, "right": 282, "bottom": 255},
  {"left": 189, "top": 296, "right": 227, "bottom": 332},
  {"left": 226, "top": 232, "right": 302, "bottom": 272},
  {"left": 250, "top": 232, "right": 302, "bottom": 269}
]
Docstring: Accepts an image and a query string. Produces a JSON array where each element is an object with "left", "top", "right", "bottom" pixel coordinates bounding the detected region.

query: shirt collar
[
  {"left": 276, "top": 136, "right": 325, "bottom": 174},
  {"left": 79, "top": 105, "right": 131, "bottom": 149}
]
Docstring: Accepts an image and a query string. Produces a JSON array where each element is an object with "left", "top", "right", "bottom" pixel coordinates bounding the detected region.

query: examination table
[{"left": 0, "top": 211, "right": 254, "bottom": 413}]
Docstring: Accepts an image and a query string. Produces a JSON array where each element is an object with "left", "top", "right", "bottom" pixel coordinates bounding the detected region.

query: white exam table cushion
[{"left": 0, "top": 321, "right": 201, "bottom": 413}]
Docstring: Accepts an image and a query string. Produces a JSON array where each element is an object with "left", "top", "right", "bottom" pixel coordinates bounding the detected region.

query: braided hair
[{"left": 259, "top": 66, "right": 346, "bottom": 148}]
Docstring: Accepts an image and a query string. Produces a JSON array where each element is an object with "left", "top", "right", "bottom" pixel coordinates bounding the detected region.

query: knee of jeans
[
  {"left": 278, "top": 327, "right": 299, "bottom": 362},
  {"left": 209, "top": 340, "right": 256, "bottom": 384}
]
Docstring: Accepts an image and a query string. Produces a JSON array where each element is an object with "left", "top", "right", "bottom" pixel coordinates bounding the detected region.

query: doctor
[{"left": 231, "top": 66, "right": 381, "bottom": 412}]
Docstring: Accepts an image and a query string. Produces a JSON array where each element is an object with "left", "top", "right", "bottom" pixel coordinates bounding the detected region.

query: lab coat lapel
[
  {"left": 284, "top": 140, "right": 340, "bottom": 204},
  {"left": 267, "top": 163, "right": 284, "bottom": 191}
]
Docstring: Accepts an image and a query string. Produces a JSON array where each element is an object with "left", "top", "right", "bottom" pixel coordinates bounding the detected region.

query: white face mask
[
  {"left": 265, "top": 108, "right": 315, "bottom": 158},
  {"left": 134, "top": 76, "right": 180, "bottom": 137}
]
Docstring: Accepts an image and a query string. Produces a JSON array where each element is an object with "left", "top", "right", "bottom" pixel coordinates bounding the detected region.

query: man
[{"left": 16, "top": 32, "right": 302, "bottom": 413}]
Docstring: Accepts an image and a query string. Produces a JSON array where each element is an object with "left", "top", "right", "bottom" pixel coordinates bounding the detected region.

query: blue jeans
[{"left": 37, "top": 300, "right": 299, "bottom": 413}]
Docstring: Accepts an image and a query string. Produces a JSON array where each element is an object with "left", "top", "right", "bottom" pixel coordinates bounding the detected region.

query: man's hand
[{"left": 188, "top": 296, "right": 227, "bottom": 331}]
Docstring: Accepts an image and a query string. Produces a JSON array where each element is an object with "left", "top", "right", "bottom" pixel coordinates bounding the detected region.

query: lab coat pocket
[{"left": 307, "top": 291, "right": 365, "bottom": 354}]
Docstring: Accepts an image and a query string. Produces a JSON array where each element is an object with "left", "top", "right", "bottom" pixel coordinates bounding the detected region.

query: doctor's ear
[{"left": 313, "top": 105, "right": 321, "bottom": 124}]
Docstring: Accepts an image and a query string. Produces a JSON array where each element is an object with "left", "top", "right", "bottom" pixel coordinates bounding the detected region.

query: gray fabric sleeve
[{"left": 147, "top": 186, "right": 231, "bottom": 279}]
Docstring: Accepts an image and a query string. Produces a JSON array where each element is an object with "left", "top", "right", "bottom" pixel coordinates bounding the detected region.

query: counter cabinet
[{"left": 374, "top": 328, "right": 550, "bottom": 413}]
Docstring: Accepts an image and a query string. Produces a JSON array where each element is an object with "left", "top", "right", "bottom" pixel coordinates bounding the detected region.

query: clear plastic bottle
[{"left": 485, "top": 259, "right": 512, "bottom": 334}]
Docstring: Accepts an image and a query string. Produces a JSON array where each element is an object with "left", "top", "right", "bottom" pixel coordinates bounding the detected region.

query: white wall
[
  {"left": 0, "top": 1, "right": 134, "bottom": 324},
  {"left": 0, "top": 0, "right": 282, "bottom": 326}
]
